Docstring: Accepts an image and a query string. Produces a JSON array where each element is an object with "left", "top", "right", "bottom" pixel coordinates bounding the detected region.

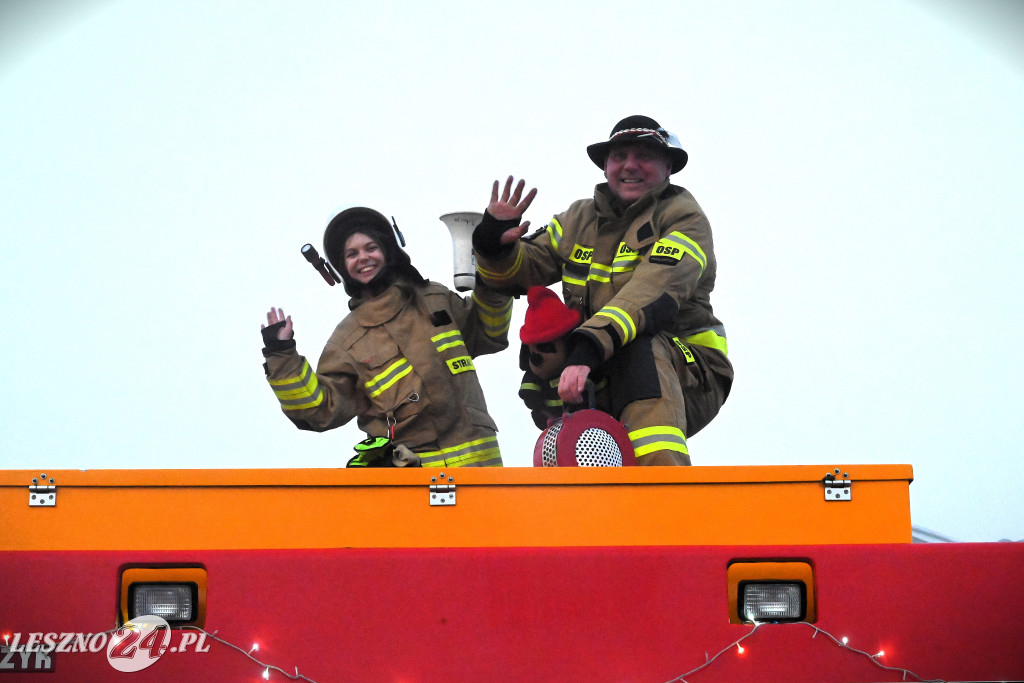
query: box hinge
[
  {"left": 29, "top": 473, "right": 57, "bottom": 507},
  {"left": 429, "top": 472, "right": 456, "bottom": 506},
  {"left": 823, "top": 469, "right": 851, "bottom": 501}
]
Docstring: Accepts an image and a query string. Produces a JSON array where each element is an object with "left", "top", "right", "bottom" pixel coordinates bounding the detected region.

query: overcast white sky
[{"left": 2, "top": 0, "right": 1022, "bottom": 542}]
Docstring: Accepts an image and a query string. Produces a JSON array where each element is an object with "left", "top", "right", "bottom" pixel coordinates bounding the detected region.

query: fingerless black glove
[
  {"left": 472, "top": 210, "right": 519, "bottom": 259},
  {"left": 261, "top": 321, "right": 297, "bottom": 354}
]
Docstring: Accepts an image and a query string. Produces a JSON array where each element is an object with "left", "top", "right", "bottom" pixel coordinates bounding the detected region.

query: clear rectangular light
[
  {"left": 131, "top": 584, "right": 194, "bottom": 621},
  {"left": 741, "top": 582, "right": 804, "bottom": 622}
]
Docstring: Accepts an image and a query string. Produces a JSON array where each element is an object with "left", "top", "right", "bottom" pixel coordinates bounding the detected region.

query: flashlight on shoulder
[{"left": 301, "top": 244, "right": 341, "bottom": 286}]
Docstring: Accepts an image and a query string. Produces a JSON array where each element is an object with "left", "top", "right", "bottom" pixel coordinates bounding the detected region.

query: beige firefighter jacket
[
  {"left": 476, "top": 181, "right": 727, "bottom": 362},
  {"left": 263, "top": 280, "right": 512, "bottom": 467}
]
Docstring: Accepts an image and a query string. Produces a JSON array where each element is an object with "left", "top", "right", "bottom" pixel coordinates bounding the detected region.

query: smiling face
[
  {"left": 603, "top": 142, "right": 673, "bottom": 205},
  {"left": 343, "top": 232, "right": 385, "bottom": 285}
]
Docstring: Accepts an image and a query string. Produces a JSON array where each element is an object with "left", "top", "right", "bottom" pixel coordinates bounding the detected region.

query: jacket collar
[
  {"left": 594, "top": 179, "right": 672, "bottom": 218},
  {"left": 349, "top": 282, "right": 409, "bottom": 325}
]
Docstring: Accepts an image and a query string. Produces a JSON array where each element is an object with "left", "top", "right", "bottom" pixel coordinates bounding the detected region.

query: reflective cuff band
[
  {"left": 476, "top": 248, "right": 523, "bottom": 281},
  {"left": 472, "top": 292, "right": 513, "bottom": 338},
  {"left": 268, "top": 360, "right": 324, "bottom": 411},
  {"left": 595, "top": 306, "right": 638, "bottom": 345}
]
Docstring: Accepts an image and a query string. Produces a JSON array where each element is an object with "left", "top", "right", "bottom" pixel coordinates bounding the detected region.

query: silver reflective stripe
[
  {"left": 419, "top": 436, "right": 502, "bottom": 467},
  {"left": 659, "top": 232, "right": 707, "bottom": 270},
  {"left": 269, "top": 360, "right": 324, "bottom": 410},
  {"left": 628, "top": 426, "right": 688, "bottom": 457},
  {"left": 365, "top": 358, "right": 412, "bottom": 398},
  {"left": 432, "top": 330, "right": 465, "bottom": 352},
  {"left": 473, "top": 292, "right": 513, "bottom": 338}
]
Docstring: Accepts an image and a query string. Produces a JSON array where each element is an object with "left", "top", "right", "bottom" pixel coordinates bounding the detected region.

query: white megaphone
[{"left": 439, "top": 211, "right": 483, "bottom": 292}]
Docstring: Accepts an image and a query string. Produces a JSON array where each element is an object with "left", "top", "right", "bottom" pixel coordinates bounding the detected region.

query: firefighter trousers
[{"left": 602, "top": 333, "right": 733, "bottom": 466}]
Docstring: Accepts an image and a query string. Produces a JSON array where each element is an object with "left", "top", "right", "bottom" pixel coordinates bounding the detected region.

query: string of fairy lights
[
  {"left": 171, "top": 621, "right": 947, "bottom": 682},
  {"left": 0, "top": 620, "right": 956, "bottom": 680},
  {"left": 665, "top": 621, "right": 945, "bottom": 683},
  {"left": 178, "top": 627, "right": 319, "bottom": 682}
]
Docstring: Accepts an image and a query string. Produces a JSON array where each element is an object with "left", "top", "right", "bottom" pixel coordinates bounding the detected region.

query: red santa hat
[{"left": 520, "top": 286, "right": 582, "bottom": 344}]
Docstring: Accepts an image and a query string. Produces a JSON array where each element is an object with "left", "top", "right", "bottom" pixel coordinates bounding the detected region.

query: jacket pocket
[{"left": 350, "top": 336, "right": 423, "bottom": 413}]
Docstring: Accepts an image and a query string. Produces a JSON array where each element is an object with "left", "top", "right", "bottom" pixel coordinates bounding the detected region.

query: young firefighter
[
  {"left": 473, "top": 115, "right": 733, "bottom": 465},
  {"left": 261, "top": 207, "right": 512, "bottom": 467}
]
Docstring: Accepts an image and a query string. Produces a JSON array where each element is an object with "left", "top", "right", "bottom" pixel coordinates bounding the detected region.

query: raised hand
[
  {"left": 487, "top": 176, "right": 537, "bottom": 244},
  {"left": 262, "top": 307, "right": 294, "bottom": 341}
]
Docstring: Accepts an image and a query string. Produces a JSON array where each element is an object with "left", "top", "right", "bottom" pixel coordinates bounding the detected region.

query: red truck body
[{"left": 2, "top": 465, "right": 1021, "bottom": 682}]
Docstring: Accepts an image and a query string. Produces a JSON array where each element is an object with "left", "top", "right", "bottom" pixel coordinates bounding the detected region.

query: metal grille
[
  {"left": 575, "top": 427, "right": 623, "bottom": 467},
  {"left": 540, "top": 420, "right": 563, "bottom": 467}
]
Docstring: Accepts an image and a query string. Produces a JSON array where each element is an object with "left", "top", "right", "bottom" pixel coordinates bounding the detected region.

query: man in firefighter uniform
[
  {"left": 472, "top": 115, "right": 733, "bottom": 465},
  {"left": 261, "top": 207, "right": 511, "bottom": 467}
]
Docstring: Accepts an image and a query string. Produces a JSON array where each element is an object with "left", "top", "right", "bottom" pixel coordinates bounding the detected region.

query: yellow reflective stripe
[
  {"left": 521, "top": 381, "right": 541, "bottom": 392},
  {"left": 655, "top": 231, "right": 707, "bottom": 270},
  {"left": 595, "top": 306, "right": 637, "bottom": 344},
  {"left": 472, "top": 291, "right": 513, "bottom": 316},
  {"left": 534, "top": 377, "right": 564, "bottom": 408},
  {"left": 473, "top": 291, "right": 513, "bottom": 337},
  {"left": 612, "top": 243, "right": 641, "bottom": 272},
  {"left": 431, "top": 330, "right": 466, "bottom": 352},
  {"left": 269, "top": 360, "right": 324, "bottom": 410},
  {"left": 546, "top": 219, "right": 563, "bottom": 250},
  {"left": 476, "top": 248, "right": 523, "bottom": 280},
  {"left": 562, "top": 270, "right": 587, "bottom": 287},
  {"left": 268, "top": 359, "right": 313, "bottom": 386},
  {"left": 446, "top": 356, "right": 475, "bottom": 374},
  {"left": 628, "top": 426, "right": 688, "bottom": 457},
  {"left": 562, "top": 242, "right": 593, "bottom": 288},
  {"left": 443, "top": 446, "right": 502, "bottom": 467},
  {"left": 588, "top": 261, "right": 612, "bottom": 283},
  {"left": 419, "top": 436, "right": 502, "bottom": 467},
  {"left": 671, "top": 337, "right": 696, "bottom": 363},
  {"left": 684, "top": 328, "right": 729, "bottom": 356},
  {"left": 365, "top": 358, "right": 412, "bottom": 398}
]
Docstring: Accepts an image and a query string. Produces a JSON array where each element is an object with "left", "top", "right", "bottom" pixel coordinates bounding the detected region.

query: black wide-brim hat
[{"left": 586, "top": 115, "right": 688, "bottom": 174}]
